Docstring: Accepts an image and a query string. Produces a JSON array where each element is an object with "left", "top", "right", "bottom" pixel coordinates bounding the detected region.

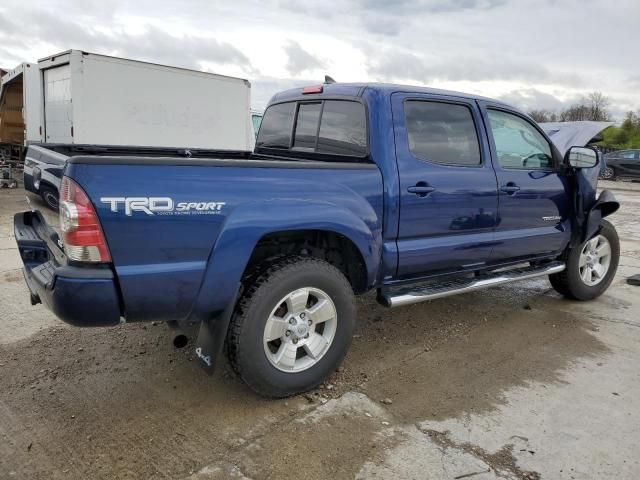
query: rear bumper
[{"left": 14, "top": 211, "right": 122, "bottom": 327}]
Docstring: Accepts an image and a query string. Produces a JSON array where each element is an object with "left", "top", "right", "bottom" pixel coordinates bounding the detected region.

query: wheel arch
[
  {"left": 244, "top": 228, "right": 370, "bottom": 294},
  {"left": 584, "top": 189, "right": 620, "bottom": 242},
  {"left": 192, "top": 200, "right": 381, "bottom": 321},
  {"left": 38, "top": 179, "right": 59, "bottom": 193},
  {"left": 189, "top": 202, "right": 380, "bottom": 375}
]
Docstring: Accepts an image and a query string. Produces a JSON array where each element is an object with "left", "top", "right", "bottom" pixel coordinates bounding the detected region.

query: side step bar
[{"left": 380, "top": 261, "right": 565, "bottom": 308}]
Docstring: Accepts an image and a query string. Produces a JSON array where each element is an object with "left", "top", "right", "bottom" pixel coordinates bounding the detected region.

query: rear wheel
[
  {"left": 550, "top": 220, "right": 619, "bottom": 300},
  {"left": 40, "top": 185, "right": 59, "bottom": 211},
  {"left": 226, "top": 256, "right": 356, "bottom": 398}
]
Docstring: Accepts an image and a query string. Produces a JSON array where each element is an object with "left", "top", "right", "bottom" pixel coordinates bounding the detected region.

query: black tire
[
  {"left": 40, "top": 185, "right": 59, "bottom": 211},
  {"left": 549, "top": 219, "right": 619, "bottom": 300},
  {"left": 226, "top": 256, "right": 356, "bottom": 398}
]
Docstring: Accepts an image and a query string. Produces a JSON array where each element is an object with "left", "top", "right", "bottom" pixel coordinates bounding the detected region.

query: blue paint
[{"left": 17, "top": 83, "right": 579, "bottom": 327}]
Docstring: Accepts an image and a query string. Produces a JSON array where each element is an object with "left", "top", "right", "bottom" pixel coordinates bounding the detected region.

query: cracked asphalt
[{"left": 1, "top": 180, "right": 639, "bottom": 480}]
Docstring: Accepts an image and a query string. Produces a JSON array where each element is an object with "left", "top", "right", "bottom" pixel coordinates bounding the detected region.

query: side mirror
[{"left": 565, "top": 146, "right": 598, "bottom": 169}]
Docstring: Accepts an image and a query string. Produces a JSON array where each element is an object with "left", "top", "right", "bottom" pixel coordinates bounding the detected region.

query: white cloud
[
  {"left": 0, "top": 0, "right": 638, "bottom": 117},
  {"left": 283, "top": 40, "right": 326, "bottom": 76}
]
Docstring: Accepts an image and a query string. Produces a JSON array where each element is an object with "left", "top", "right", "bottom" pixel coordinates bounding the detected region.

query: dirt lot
[{"left": 1, "top": 181, "right": 639, "bottom": 480}]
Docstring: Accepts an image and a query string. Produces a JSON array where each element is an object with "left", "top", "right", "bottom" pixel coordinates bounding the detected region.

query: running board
[{"left": 380, "top": 262, "right": 565, "bottom": 308}]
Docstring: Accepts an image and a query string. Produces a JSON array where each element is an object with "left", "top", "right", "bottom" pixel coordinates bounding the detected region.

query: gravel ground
[{"left": 1, "top": 181, "right": 639, "bottom": 479}]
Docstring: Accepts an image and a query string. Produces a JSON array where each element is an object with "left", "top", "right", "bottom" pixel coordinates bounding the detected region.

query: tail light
[{"left": 59, "top": 176, "right": 111, "bottom": 263}]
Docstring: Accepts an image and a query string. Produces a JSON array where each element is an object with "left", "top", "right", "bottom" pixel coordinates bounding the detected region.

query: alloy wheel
[
  {"left": 263, "top": 287, "right": 338, "bottom": 372},
  {"left": 579, "top": 235, "right": 612, "bottom": 286}
]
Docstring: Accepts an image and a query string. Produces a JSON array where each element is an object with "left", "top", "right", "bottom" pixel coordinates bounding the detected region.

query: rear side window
[
  {"left": 317, "top": 101, "right": 367, "bottom": 156},
  {"left": 405, "top": 101, "right": 481, "bottom": 166},
  {"left": 257, "top": 100, "right": 367, "bottom": 158},
  {"left": 256, "top": 102, "right": 295, "bottom": 149}
]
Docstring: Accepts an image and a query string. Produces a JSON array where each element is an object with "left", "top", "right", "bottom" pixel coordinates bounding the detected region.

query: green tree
[{"left": 597, "top": 112, "right": 640, "bottom": 149}]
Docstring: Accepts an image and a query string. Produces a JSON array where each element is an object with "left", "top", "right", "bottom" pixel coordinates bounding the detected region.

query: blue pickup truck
[{"left": 14, "top": 83, "right": 620, "bottom": 397}]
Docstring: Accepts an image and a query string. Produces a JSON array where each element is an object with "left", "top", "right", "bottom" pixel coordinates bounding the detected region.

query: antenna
[{"left": 324, "top": 75, "right": 336, "bottom": 84}]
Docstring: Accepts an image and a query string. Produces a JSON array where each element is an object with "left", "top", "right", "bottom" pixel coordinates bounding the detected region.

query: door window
[
  {"left": 317, "top": 101, "right": 367, "bottom": 156},
  {"left": 405, "top": 101, "right": 481, "bottom": 166},
  {"left": 487, "top": 110, "right": 553, "bottom": 169},
  {"left": 621, "top": 151, "right": 639, "bottom": 159}
]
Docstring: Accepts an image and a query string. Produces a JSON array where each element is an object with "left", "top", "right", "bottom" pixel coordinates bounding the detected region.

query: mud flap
[{"left": 194, "top": 287, "right": 239, "bottom": 375}]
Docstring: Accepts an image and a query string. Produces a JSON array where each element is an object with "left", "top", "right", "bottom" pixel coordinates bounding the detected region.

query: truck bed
[{"left": 60, "top": 151, "right": 382, "bottom": 324}]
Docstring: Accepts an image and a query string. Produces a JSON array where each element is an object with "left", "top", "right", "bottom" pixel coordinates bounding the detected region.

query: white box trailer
[
  {"left": 37, "top": 50, "right": 255, "bottom": 150},
  {"left": 0, "top": 62, "right": 42, "bottom": 161}
]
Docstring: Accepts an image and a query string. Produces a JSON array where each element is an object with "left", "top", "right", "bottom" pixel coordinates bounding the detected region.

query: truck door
[
  {"left": 392, "top": 93, "right": 499, "bottom": 278},
  {"left": 43, "top": 64, "right": 73, "bottom": 143},
  {"left": 479, "top": 102, "right": 571, "bottom": 262}
]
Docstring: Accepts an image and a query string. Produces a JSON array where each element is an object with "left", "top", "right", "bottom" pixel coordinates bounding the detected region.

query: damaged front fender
[
  {"left": 584, "top": 189, "right": 620, "bottom": 241},
  {"left": 571, "top": 164, "right": 620, "bottom": 245}
]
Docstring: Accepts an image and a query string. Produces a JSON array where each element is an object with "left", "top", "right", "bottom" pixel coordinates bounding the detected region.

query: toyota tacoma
[{"left": 14, "top": 82, "right": 620, "bottom": 397}]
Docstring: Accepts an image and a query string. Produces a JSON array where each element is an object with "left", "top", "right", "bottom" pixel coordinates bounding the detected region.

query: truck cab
[{"left": 262, "top": 84, "right": 573, "bottom": 283}]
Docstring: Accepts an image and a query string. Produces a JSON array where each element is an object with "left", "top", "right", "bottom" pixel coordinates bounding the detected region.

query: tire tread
[{"left": 226, "top": 255, "right": 354, "bottom": 397}]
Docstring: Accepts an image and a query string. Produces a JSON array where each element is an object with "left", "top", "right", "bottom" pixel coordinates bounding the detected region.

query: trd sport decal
[{"left": 101, "top": 197, "right": 226, "bottom": 216}]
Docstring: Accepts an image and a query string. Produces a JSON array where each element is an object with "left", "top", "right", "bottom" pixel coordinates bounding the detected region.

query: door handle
[
  {"left": 500, "top": 183, "right": 520, "bottom": 194},
  {"left": 408, "top": 183, "right": 436, "bottom": 197}
]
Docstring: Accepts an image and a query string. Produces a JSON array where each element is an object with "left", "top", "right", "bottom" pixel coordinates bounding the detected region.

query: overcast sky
[{"left": 1, "top": 0, "right": 638, "bottom": 119}]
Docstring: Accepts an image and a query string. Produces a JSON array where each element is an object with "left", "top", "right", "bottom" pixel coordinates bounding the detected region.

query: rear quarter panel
[{"left": 66, "top": 161, "right": 383, "bottom": 322}]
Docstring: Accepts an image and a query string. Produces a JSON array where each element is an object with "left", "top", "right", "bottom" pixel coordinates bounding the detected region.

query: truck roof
[{"left": 270, "top": 82, "right": 513, "bottom": 109}]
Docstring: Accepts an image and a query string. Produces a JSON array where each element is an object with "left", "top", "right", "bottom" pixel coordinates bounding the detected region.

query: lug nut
[
  {"left": 289, "top": 318, "right": 296, "bottom": 325},
  {"left": 300, "top": 312, "right": 305, "bottom": 319},
  {"left": 293, "top": 338, "right": 298, "bottom": 344},
  {"left": 285, "top": 330, "right": 291, "bottom": 336},
  {"left": 308, "top": 319, "right": 312, "bottom": 325}
]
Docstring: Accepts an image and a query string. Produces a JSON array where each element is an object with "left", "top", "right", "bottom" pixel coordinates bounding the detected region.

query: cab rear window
[
  {"left": 256, "top": 102, "right": 296, "bottom": 149},
  {"left": 257, "top": 100, "right": 367, "bottom": 158}
]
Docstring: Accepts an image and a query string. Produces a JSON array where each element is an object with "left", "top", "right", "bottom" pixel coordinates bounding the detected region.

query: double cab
[{"left": 14, "top": 83, "right": 619, "bottom": 397}]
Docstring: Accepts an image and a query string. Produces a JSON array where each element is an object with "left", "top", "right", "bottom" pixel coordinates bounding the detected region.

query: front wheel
[
  {"left": 550, "top": 219, "right": 619, "bottom": 300},
  {"left": 226, "top": 256, "right": 356, "bottom": 398}
]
